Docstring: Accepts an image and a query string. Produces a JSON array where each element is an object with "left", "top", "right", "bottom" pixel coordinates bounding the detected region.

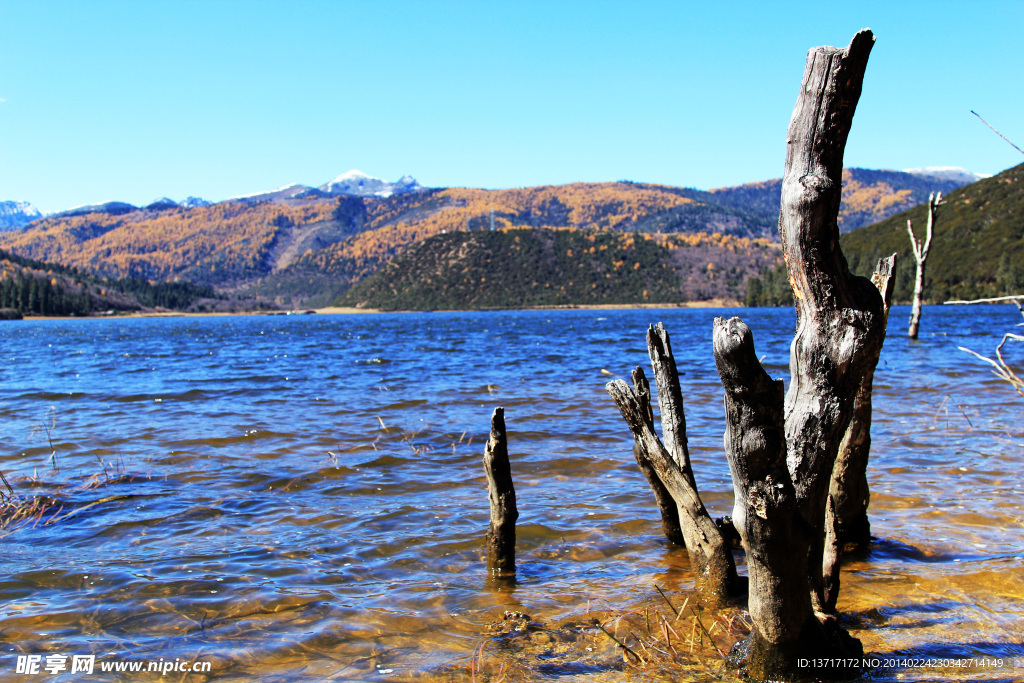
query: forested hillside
[
  {"left": 337, "top": 228, "right": 781, "bottom": 310},
  {"left": 711, "top": 168, "right": 971, "bottom": 233},
  {"left": 841, "top": 162, "right": 1024, "bottom": 302},
  {"left": 0, "top": 249, "right": 217, "bottom": 316}
]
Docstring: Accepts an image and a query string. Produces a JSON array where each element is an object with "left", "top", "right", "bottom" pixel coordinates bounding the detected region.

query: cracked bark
[{"left": 630, "top": 367, "right": 685, "bottom": 546}]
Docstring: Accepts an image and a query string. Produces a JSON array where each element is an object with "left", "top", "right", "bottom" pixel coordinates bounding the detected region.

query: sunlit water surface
[{"left": 0, "top": 306, "right": 1021, "bottom": 681}]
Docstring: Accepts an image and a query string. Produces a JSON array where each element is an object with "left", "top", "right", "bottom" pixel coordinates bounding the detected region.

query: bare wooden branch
[
  {"left": 945, "top": 295, "right": 1024, "bottom": 304},
  {"left": 606, "top": 378, "right": 739, "bottom": 604},
  {"left": 630, "top": 367, "right": 685, "bottom": 546},
  {"left": 646, "top": 323, "right": 691, "bottom": 476},
  {"left": 959, "top": 302, "right": 1024, "bottom": 396},
  {"left": 907, "top": 192, "right": 940, "bottom": 339},
  {"left": 483, "top": 407, "right": 518, "bottom": 575},
  {"left": 971, "top": 110, "right": 1024, "bottom": 157}
]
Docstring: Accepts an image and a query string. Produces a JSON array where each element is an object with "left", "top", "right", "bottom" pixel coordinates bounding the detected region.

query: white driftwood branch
[
  {"left": 945, "top": 295, "right": 1024, "bottom": 304},
  {"left": 958, "top": 303, "right": 1024, "bottom": 396}
]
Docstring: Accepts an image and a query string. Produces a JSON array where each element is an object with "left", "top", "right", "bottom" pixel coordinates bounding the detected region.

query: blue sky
[{"left": 1, "top": 1, "right": 1022, "bottom": 214}]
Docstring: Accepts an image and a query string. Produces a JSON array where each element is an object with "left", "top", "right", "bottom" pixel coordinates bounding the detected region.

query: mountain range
[{"left": 0, "top": 166, "right": 985, "bottom": 310}]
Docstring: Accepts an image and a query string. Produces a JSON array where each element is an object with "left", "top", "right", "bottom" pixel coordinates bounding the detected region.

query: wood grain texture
[
  {"left": 778, "top": 29, "right": 886, "bottom": 618},
  {"left": 718, "top": 29, "right": 881, "bottom": 679},
  {"left": 824, "top": 252, "right": 897, "bottom": 601}
]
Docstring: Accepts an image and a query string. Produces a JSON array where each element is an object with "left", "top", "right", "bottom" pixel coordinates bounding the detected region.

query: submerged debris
[
  {"left": 421, "top": 588, "right": 751, "bottom": 683},
  {"left": 0, "top": 467, "right": 154, "bottom": 536}
]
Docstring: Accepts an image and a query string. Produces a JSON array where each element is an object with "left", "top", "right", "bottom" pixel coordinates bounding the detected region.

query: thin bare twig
[
  {"left": 945, "top": 295, "right": 1024, "bottom": 305},
  {"left": 654, "top": 585, "right": 679, "bottom": 617},
  {"left": 972, "top": 110, "right": 1024, "bottom": 157},
  {"left": 595, "top": 621, "right": 644, "bottom": 665}
]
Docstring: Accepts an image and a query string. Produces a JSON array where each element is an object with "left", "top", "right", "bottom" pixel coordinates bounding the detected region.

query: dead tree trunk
[
  {"left": 714, "top": 29, "right": 886, "bottom": 679},
  {"left": 907, "top": 192, "right": 940, "bottom": 339},
  {"left": 630, "top": 367, "right": 685, "bottom": 546},
  {"left": 483, "top": 407, "right": 518, "bottom": 576},
  {"left": 714, "top": 318, "right": 824, "bottom": 678},
  {"left": 646, "top": 323, "right": 691, "bottom": 474},
  {"left": 822, "top": 253, "right": 896, "bottom": 612},
  {"left": 778, "top": 27, "right": 886, "bottom": 621},
  {"left": 607, "top": 324, "right": 740, "bottom": 606},
  {"left": 832, "top": 255, "right": 897, "bottom": 548}
]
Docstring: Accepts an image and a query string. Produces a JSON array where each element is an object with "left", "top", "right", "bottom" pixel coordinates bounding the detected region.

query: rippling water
[{"left": 0, "top": 306, "right": 1021, "bottom": 681}]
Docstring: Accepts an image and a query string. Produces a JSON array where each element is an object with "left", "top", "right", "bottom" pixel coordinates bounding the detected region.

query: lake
[{"left": 0, "top": 305, "right": 1021, "bottom": 681}]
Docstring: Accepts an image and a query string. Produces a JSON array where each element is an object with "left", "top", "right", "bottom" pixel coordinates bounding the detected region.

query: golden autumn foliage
[
  {"left": 709, "top": 168, "right": 968, "bottom": 234},
  {"left": 838, "top": 169, "right": 916, "bottom": 228},
  {"left": 0, "top": 202, "right": 336, "bottom": 284},
  {"left": 0, "top": 179, "right": 784, "bottom": 306}
]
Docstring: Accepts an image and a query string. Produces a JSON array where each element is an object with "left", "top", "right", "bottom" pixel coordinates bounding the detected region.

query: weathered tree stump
[
  {"left": 714, "top": 29, "right": 885, "bottom": 679},
  {"left": 603, "top": 29, "right": 887, "bottom": 678},
  {"left": 483, "top": 407, "right": 518, "bottom": 576},
  {"left": 908, "top": 192, "right": 940, "bottom": 339},
  {"left": 607, "top": 324, "right": 741, "bottom": 606},
  {"left": 713, "top": 317, "right": 829, "bottom": 678},
  {"left": 777, "top": 28, "right": 885, "bottom": 620},
  {"left": 630, "top": 367, "right": 685, "bottom": 546}
]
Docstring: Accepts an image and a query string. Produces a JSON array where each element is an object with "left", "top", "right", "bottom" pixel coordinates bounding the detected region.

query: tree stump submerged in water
[
  {"left": 604, "top": 29, "right": 888, "bottom": 681},
  {"left": 483, "top": 407, "right": 518, "bottom": 577},
  {"left": 606, "top": 325, "right": 743, "bottom": 607}
]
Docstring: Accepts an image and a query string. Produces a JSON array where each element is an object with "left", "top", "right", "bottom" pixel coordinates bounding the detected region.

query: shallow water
[{"left": 0, "top": 305, "right": 1021, "bottom": 681}]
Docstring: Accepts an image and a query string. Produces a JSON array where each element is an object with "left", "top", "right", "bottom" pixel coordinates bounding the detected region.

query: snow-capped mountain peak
[
  {"left": 328, "top": 170, "right": 373, "bottom": 184},
  {"left": 903, "top": 166, "right": 988, "bottom": 184},
  {"left": 320, "top": 170, "right": 424, "bottom": 198},
  {"left": 146, "top": 197, "right": 179, "bottom": 211},
  {"left": 0, "top": 200, "right": 43, "bottom": 231}
]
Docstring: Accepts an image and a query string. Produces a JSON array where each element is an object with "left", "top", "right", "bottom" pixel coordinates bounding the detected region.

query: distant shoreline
[{"left": 17, "top": 299, "right": 748, "bottom": 321}]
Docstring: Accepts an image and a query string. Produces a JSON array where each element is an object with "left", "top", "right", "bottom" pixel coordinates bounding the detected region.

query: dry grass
[
  {"left": 420, "top": 587, "right": 751, "bottom": 683},
  {"left": 0, "top": 454, "right": 148, "bottom": 537},
  {"left": 0, "top": 470, "right": 66, "bottom": 534},
  {"left": 590, "top": 586, "right": 751, "bottom": 679}
]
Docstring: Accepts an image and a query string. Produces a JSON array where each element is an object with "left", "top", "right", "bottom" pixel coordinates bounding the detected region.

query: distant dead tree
[
  {"left": 907, "top": 191, "right": 940, "bottom": 339},
  {"left": 609, "top": 30, "right": 884, "bottom": 680}
]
